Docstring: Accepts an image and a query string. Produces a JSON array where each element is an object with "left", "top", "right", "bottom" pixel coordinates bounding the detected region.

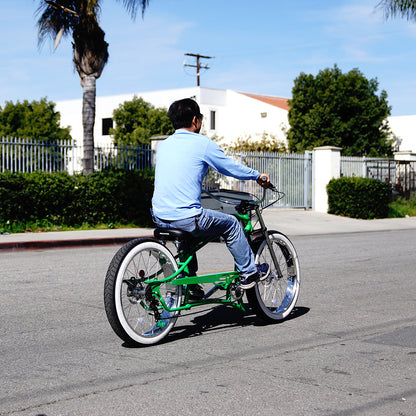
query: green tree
[
  {"left": 220, "top": 133, "right": 287, "bottom": 152},
  {"left": 111, "top": 96, "right": 174, "bottom": 145},
  {"left": 0, "top": 98, "right": 71, "bottom": 141},
  {"left": 287, "top": 65, "right": 393, "bottom": 156},
  {"left": 35, "top": 0, "right": 149, "bottom": 174}
]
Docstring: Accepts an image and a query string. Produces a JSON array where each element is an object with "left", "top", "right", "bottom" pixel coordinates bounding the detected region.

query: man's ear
[{"left": 190, "top": 116, "right": 199, "bottom": 130}]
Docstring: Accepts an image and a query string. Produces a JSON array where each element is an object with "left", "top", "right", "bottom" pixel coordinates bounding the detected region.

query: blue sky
[{"left": 1, "top": 0, "right": 416, "bottom": 116}]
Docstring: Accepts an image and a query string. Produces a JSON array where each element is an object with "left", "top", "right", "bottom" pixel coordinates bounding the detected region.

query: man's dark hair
[{"left": 168, "top": 98, "right": 202, "bottom": 129}]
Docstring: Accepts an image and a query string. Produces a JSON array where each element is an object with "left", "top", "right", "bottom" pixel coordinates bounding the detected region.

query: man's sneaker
[
  {"left": 258, "top": 262, "right": 271, "bottom": 281},
  {"left": 239, "top": 263, "right": 270, "bottom": 289},
  {"left": 144, "top": 294, "right": 176, "bottom": 335},
  {"left": 188, "top": 284, "right": 205, "bottom": 300}
]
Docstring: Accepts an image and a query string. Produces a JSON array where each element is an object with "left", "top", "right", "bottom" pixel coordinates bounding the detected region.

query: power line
[{"left": 184, "top": 53, "right": 213, "bottom": 86}]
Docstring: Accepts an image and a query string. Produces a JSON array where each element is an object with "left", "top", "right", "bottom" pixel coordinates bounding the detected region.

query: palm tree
[
  {"left": 378, "top": 0, "right": 416, "bottom": 20},
  {"left": 36, "top": 1, "right": 149, "bottom": 174}
]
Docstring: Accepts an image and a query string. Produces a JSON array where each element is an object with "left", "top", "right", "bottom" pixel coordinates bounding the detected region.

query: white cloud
[{"left": 312, "top": 2, "right": 416, "bottom": 65}]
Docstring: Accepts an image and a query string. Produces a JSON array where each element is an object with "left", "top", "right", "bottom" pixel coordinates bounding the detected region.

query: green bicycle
[{"left": 104, "top": 184, "right": 301, "bottom": 346}]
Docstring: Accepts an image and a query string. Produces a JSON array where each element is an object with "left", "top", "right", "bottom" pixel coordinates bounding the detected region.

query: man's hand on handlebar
[{"left": 256, "top": 173, "right": 270, "bottom": 189}]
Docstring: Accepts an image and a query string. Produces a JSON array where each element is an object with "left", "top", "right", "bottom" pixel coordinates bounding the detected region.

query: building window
[
  {"left": 102, "top": 118, "right": 113, "bottom": 135},
  {"left": 261, "top": 112, "right": 267, "bottom": 118},
  {"left": 210, "top": 111, "right": 216, "bottom": 130}
]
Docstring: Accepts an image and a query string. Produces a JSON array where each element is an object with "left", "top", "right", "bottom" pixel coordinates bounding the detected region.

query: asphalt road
[{"left": 1, "top": 230, "right": 415, "bottom": 416}]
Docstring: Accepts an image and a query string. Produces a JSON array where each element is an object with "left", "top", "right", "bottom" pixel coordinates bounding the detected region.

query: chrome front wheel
[{"left": 247, "top": 232, "right": 300, "bottom": 322}]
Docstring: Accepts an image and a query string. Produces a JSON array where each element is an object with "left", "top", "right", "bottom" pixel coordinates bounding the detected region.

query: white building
[
  {"left": 388, "top": 115, "right": 416, "bottom": 152},
  {"left": 55, "top": 87, "right": 290, "bottom": 147},
  {"left": 56, "top": 86, "right": 416, "bottom": 154}
]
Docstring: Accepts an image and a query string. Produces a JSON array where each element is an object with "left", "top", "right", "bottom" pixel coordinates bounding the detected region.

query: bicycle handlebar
[
  {"left": 202, "top": 181, "right": 283, "bottom": 211},
  {"left": 259, "top": 175, "right": 277, "bottom": 192}
]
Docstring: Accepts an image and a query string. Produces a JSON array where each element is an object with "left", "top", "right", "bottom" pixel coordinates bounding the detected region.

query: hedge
[
  {"left": 0, "top": 169, "right": 154, "bottom": 228},
  {"left": 327, "top": 176, "right": 391, "bottom": 219}
]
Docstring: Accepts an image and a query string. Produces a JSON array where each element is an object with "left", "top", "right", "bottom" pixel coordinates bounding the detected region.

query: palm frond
[
  {"left": 117, "top": 0, "right": 150, "bottom": 19},
  {"left": 35, "top": 1, "right": 79, "bottom": 46},
  {"left": 378, "top": 0, "right": 416, "bottom": 21}
]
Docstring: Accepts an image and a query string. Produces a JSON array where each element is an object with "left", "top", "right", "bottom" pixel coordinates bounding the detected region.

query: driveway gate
[{"left": 203, "top": 151, "right": 313, "bottom": 209}]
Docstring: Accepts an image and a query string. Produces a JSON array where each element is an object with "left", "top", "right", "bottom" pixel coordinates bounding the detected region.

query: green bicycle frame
[{"left": 143, "top": 187, "right": 282, "bottom": 314}]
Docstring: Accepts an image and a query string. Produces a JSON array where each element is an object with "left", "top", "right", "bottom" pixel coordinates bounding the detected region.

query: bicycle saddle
[{"left": 154, "top": 227, "right": 193, "bottom": 242}]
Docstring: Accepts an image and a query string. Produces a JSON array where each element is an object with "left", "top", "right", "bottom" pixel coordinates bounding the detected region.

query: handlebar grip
[{"left": 260, "top": 175, "right": 275, "bottom": 189}]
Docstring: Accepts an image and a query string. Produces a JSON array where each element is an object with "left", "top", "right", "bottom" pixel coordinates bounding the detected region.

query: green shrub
[
  {"left": 327, "top": 176, "right": 391, "bottom": 219},
  {"left": 388, "top": 196, "right": 416, "bottom": 218},
  {"left": 0, "top": 169, "right": 154, "bottom": 230}
]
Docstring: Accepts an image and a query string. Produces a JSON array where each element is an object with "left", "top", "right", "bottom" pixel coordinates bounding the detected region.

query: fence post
[
  {"left": 313, "top": 146, "right": 342, "bottom": 212},
  {"left": 304, "top": 151, "right": 312, "bottom": 209},
  {"left": 394, "top": 151, "right": 416, "bottom": 163}
]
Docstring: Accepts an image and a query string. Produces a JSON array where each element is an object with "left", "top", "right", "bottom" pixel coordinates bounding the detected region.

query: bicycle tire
[
  {"left": 104, "top": 238, "right": 182, "bottom": 346},
  {"left": 246, "top": 231, "right": 300, "bottom": 322}
]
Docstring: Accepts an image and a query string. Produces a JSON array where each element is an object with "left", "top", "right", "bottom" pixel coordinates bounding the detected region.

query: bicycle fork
[{"left": 253, "top": 205, "right": 283, "bottom": 279}]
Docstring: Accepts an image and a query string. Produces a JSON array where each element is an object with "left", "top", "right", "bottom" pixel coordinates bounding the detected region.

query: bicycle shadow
[
  {"left": 165, "top": 304, "right": 310, "bottom": 343},
  {"left": 122, "top": 305, "right": 309, "bottom": 348}
]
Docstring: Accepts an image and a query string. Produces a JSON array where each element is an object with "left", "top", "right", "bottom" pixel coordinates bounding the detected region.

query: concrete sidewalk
[
  {"left": 262, "top": 209, "right": 416, "bottom": 236},
  {"left": 1, "top": 209, "right": 416, "bottom": 250}
]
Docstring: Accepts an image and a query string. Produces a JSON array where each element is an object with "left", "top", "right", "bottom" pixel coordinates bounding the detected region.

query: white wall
[
  {"left": 56, "top": 87, "right": 200, "bottom": 147},
  {"left": 55, "top": 87, "right": 289, "bottom": 147},
  {"left": 56, "top": 88, "right": 416, "bottom": 153},
  {"left": 221, "top": 90, "right": 288, "bottom": 144},
  {"left": 56, "top": 99, "right": 83, "bottom": 145},
  {"left": 388, "top": 115, "right": 416, "bottom": 152}
]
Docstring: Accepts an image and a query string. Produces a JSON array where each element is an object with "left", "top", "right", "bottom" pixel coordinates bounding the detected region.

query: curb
[{"left": 0, "top": 236, "right": 143, "bottom": 251}]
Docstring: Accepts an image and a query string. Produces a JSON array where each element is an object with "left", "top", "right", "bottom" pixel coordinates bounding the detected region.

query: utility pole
[{"left": 184, "top": 53, "right": 213, "bottom": 86}]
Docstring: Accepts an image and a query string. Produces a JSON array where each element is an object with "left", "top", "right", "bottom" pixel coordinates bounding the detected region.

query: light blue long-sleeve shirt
[{"left": 152, "top": 129, "right": 260, "bottom": 220}]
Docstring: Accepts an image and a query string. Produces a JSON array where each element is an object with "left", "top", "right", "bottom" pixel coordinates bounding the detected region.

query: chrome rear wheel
[{"left": 104, "top": 239, "right": 181, "bottom": 345}]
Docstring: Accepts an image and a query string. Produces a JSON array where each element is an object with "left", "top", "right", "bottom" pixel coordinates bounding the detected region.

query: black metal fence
[
  {"left": 3, "top": 137, "right": 415, "bottom": 202},
  {"left": 0, "top": 137, "right": 152, "bottom": 173},
  {"left": 341, "top": 155, "right": 416, "bottom": 198}
]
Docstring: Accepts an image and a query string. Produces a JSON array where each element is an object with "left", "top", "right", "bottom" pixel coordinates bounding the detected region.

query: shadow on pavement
[{"left": 122, "top": 304, "right": 309, "bottom": 348}]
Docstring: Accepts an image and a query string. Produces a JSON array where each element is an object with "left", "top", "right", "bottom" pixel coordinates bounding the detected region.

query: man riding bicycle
[{"left": 151, "top": 98, "right": 270, "bottom": 299}]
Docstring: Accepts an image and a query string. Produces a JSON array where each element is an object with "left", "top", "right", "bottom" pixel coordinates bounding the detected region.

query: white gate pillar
[
  {"left": 313, "top": 146, "right": 342, "bottom": 212},
  {"left": 150, "top": 135, "right": 168, "bottom": 168},
  {"left": 394, "top": 151, "right": 416, "bottom": 162}
]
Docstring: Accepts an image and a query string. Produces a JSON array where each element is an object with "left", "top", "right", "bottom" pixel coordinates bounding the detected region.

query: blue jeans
[{"left": 152, "top": 208, "right": 257, "bottom": 277}]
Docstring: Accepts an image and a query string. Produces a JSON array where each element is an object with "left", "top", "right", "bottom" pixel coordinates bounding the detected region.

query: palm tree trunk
[{"left": 82, "top": 74, "right": 96, "bottom": 175}]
